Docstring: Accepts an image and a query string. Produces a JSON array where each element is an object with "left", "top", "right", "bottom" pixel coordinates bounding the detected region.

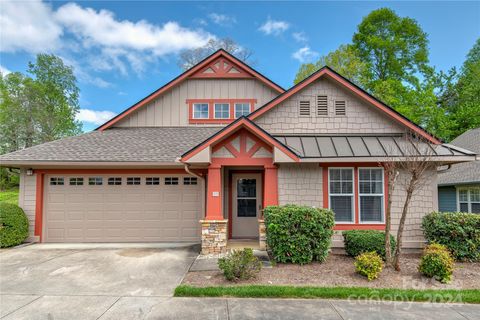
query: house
[
  {"left": 0, "top": 50, "right": 476, "bottom": 254},
  {"left": 438, "top": 128, "right": 480, "bottom": 213}
]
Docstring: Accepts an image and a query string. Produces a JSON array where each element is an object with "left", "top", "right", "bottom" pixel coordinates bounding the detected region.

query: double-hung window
[
  {"left": 193, "top": 103, "right": 209, "bottom": 119},
  {"left": 329, "top": 168, "right": 354, "bottom": 223},
  {"left": 459, "top": 188, "right": 480, "bottom": 213},
  {"left": 214, "top": 103, "right": 229, "bottom": 119},
  {"left": 235, "top": 103, "right": 250, "bottom": 118},
  {"left": 358, "top": 168, "right": 384, "bottom": 223}
]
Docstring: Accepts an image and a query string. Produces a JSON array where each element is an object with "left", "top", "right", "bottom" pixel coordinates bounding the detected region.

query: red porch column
[
  {"left": 263, "top": 164, "right": 278, "bottom": 207},
  {"left": 205, "top": 165, "right": 223, "bottom": 220}
]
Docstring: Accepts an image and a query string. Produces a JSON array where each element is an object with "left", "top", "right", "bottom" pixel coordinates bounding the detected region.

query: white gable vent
[
  {"left": 317, "top": 95, "right": 328, "bottom": 116},
  {"left": 299, "top": 100, "right": 311, "bottom": 116},
  {"left": 335, "top": 100, "right": 346, "bottom": 116}
]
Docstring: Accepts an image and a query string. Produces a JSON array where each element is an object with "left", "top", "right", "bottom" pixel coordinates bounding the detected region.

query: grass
[
  {"left": 175, "top": 285, "right": 480, "bottom": 304},
  {"left": 0, "top": 189, "right": 19, "bottom": 205}
]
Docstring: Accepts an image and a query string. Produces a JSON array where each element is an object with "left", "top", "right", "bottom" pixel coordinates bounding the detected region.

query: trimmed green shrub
[
  {"left": 343, "top": 230, "right": 396, "bottom": 259},
  {"left": 418, "top": 243, "right": 454, "bottom": 283},
  {"left": 264, "top": 205, "right": 335, "bottom": 264},
  {"left": 355, "top": 251, "right": 383, "bottom": 281},
  {"left": 0, "top": 202, "right": 29, "bottom": 248},
  {"left": 218, "top": 248, "right": 262, "bottom": 281},
  {"left": 422, "top": 212, "right": 480, "bottom": 262}
]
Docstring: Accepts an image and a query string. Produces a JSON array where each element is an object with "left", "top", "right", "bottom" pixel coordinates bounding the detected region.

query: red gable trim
[
  {"left": 181, "top": 117, "right": 299, "bottom": 162},
  {"left": 97, "top": 50, "right": 284, "bottom": 131},
  {"left": 249, "top": 67, "right": 441, "bottom": 144}
]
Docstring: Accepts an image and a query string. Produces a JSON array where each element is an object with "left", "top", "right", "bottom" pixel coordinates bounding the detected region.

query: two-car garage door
[{"left": 43, "top": 174, "right": 202, "bottom": 243}]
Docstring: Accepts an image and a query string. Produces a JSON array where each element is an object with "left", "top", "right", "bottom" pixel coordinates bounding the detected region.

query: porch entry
[{"left": 232, "top": 173, "right": 262, "bottom": 238}]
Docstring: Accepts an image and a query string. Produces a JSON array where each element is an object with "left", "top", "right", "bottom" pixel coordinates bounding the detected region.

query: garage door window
[
  {"left": 88, "top": 177, "right": 103, "bottom": 185},
  {"left": 184, "top": 177, "right": 198, "bottom": 185},
  {"left": 50, "top": 177, "right": 64, "bottom": 185},
  {"left": 108, "top": 177, "right": 122, "bottom": 185},
  {"left": 165, "top": 177, "right": 179, "bottom": 185},
  {"left": 146, "top": 177, "right": 160, "bottom": 185},
  {"left": 127, "top": 177, "right": 141, "bottom": 185},
  {"left": 69, "top": 177, "right": 84, "bottom": 186}
]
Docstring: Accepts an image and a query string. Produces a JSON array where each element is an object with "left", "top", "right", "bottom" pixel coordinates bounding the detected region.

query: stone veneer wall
[{"left": 200, "top": 220, "right": 228, "bottom": 254}]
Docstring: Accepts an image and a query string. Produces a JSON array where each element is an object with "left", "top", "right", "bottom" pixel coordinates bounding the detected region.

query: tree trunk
[
  {"left": 384, "top": 185, "right": 393, "bottom": 265},
  {"left": 393, "top": 180, "right": 415, "bottom": 271}
]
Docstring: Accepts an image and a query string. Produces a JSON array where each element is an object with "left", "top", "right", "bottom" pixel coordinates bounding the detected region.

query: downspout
[
  {"left": 176, "top": 157, "right": 205, "bottom": 180},
  {"left": 437, "top": 164, "right": 452, "bottom": 173}
]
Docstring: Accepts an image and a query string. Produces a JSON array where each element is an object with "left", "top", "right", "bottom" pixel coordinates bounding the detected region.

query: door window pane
[
  {"left": 237, "top": 179, "right": 256, "bottom": 197},
  {"left": 214, "top": 103, "right": 229, "bottom": 119},
  {"left": 193, "top": 103, "right": 209, "bottom": 119},
  {"left": 237, "top": 199, "right": 257, "bottom": 217}
]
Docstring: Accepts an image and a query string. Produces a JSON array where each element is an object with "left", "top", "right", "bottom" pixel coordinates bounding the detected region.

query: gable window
[
  {"left": 193, "top": 103, "right": 209, "bottom": 119},
  {"left": 299, "top": 100, "right": 311, "bottom": 116},
  {"left": 127, "top": 177, "right": 141, "bottom": 185},
  {"left": 329, "top": 168, "right": 354, "bottom": 223},
  {"left": 146, "top": 177, "right": 160, "bottom": 185},
  {"left": 235, "top": 103, "right": 251, "bottom": 118},
  {"left": 50, "top": 177, "right": 64, "bottom": 186},
  {"left": 359, "top": 168, "right": 384, "bottom": 222},
  {"left": 214, "top": 103, "right": 230, "bottom": 119},
  {"left": 165, "top": 177, "right": 179, "bottom": 185},
  {"left": 69, "top": 177, "right": 84, "bottom": 186},
  {"left": 89, "top": 177, "right": 103, "bottom": 185},
  {"left": 184, "top": 177, "right": 198, "bottom": 185},
  {"left": 317, "top": 95, "right": 328, "bottom": 116},
  {"left": 108, "top": 177, "right": 122, "bottom": 185},
  {"left": 335, "top": 100, "right": 346, "bottom": 116},
  {"left": 458, "top": 188, "right": 480, "bottom": 213}
]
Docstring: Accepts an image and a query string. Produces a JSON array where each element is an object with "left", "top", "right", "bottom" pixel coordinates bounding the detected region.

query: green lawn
[
  {"left": 0, "top": 189, "right": 19, "bottom": 205},
  {"left": 175, "top": 285, "right": 480, "bottom": 304}
]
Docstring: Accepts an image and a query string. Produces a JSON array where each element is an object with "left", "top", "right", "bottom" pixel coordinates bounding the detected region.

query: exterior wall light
[{"left": 26, "top": 168, "right": 34, "bottom": 176}]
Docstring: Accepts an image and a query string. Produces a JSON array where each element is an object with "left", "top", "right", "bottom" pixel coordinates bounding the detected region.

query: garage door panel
[{"left": 44, "top": 174, "right": 202, "bottom": 242}]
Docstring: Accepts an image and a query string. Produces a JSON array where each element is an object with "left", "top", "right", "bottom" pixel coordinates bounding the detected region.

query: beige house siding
[
  {"left": 255, "top": 77, "right": 405, "bottom": 134},
  {"left": 114, "top": 79, "right": 278, "bottom": 127},
  {"left": 278, "top": 163, "right": 323, "bottom": 207},
  {"left": 18, "top": 169, "right": 37, "bottom": 240}
]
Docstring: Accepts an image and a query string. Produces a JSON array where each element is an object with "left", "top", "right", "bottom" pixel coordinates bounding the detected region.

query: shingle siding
[
  {"left": 18, "top": 169, "right": 37, "bottom": 240},
  {"left": 438, "top": 186, "right": 457, "bottom": 212}
]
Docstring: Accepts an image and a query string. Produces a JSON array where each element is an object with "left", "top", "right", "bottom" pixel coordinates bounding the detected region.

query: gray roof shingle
[
  {"left": 438, "top": 128, "right": 480, "bottom": 186},
  {"left": 0, "top": 127, "right": 221, "bottom": 163}
]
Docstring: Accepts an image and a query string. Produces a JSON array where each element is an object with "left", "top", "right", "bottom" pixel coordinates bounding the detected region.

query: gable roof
[
  {"left": 97, "top": 49, "right": 285, "bottom": 131},
  {"left": 248, "top": 66, "right": 442, "bottom": 145}
]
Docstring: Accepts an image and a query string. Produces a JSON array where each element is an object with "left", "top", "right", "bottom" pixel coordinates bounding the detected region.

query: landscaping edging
[{"left": 174, "top": 285, "right": 480, "bottom": 304}]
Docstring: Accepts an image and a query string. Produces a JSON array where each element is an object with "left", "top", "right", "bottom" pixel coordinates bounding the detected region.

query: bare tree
[
  {"left": 178, "top": 38, "right": 254, "bottom": 70},
  {"left": 382, "top": 161, "right": 399, "bottom": 266}
]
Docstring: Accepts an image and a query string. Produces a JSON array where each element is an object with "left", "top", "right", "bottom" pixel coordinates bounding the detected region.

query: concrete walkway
[{"left": 1, "top": 295, "right": 479, "bottom": 319}]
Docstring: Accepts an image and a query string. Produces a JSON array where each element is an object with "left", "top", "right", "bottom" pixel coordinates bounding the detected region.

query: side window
[
  {"left": 50, "top": 177, "right": 64, "bottom": 186},
  {"left": 329, "top": 168, "right": 354, "bottom": 223},
  {"left": 193, "top": 103, "right": 209, "bottom": 119},
  {"left": 69, "top": 177, "right": 84, "bottom": 186},
  {"left": 88, "top": 177, "right": 103, "bottom": 185},
  {"left": 234, "top": 103, "right": 250, "bottom": 118},
  {"left": 183, "top": 177, "right": 198, "bottom": 185},
  {"left": 214, "top": 103, "right": 230, "bottom": 119},
  {"left": 146, "top": 177, "right": 160, "bottom": 185},
  {"left": 165, "top": 177, "right": 179, "bottom": 185},
  {"left": 108, "top": 177, "right": 122, "bottom": 185},
  {"left": 126, "top": 177, "right": 141, "bottom": 185}
]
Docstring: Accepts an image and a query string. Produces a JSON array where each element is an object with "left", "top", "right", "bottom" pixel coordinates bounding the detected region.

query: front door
[{"left": 232, "top": 173, "right": 262, "bottom": 238}]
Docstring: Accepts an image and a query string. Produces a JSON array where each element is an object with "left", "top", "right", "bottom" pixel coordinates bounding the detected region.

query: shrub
[
  {"left": 218, "top": 248, "right": 262, "bottom": 281},
  {"left": 264, "top": 205, "right": 335, "bottom": 264},
  {"left": 418, "top": 243, "right": 454, "bottom": 283},
  {"left": 355, "top": 251, "right": 383, "bottom": 281},
  {"left": 422, "top": 212, "right": 480, "bottom": 261},
  {"left": 0, "top": 202, "right": 29, "bottom": 248},
  {"left": 342, "top": 230, "right": 396, "bottom": 259}
]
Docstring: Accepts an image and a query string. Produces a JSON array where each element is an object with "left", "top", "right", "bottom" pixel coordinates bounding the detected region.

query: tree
[
  {"left": 178, "top": 38, "right": 254, "bottom": 70},
  {"left": 294, "top": 44, "right": 368, "bottom": 85}
]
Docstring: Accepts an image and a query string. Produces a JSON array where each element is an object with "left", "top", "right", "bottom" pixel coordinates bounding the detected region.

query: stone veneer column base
[
  {"left": 258, "top": 219, "right": 267, "bottom": 250},
  {"left": 200, "top": 219, "right": 228, "bottom": 255}
]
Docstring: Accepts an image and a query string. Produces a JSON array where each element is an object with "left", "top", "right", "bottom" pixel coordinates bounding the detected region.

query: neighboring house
[
  {"left": 0, "top": 50, "right": 476, "bottom": 254},
  {"left": 438, "top": 128, "right": 480, "bottom": 213}
]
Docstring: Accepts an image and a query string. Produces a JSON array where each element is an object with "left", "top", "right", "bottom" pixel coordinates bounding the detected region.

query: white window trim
[
  {"left": 456, "top": 186, "right": 480, "bottom": 213},
  {"left": 358, "top": 167, "right": 385, "bottom": 224},
  {"left": 328, "top": 167, "right": 355, "bottom": 224},
  {"left": 192, "top": 103, "right": 209, "bottom": 119},
  {"left": 234, "top": 103, "right": 251, "bottom": 118},
  {"left": 214, "top": 103, "right": 230, "bottom": 119}
]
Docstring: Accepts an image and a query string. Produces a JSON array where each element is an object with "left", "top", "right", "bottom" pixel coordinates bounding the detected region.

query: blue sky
[{"left": 1, "top": 1, "right": 479, "bottom": 131}]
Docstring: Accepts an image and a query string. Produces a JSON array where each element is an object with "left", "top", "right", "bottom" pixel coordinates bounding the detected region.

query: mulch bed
[{"left": 182, "top": 253, "right": 480, "bottom": 290}]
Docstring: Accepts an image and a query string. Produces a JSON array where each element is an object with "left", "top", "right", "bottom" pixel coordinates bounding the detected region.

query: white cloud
[
  {"left": 292, "top": 46, "right": 319, "bottom": 63},
  {"left": 0, "top": 0, "right": 62, "bottom": 53},
  {"left": 292, "top": 32, "right": 308, "bottom": 43},
  {"left": 208, "top": 13, "right": 236, "bottom": 26},
  {"left": 0, "top": 65, "right": 11, "bottom": 75},
  {"left": 258, "top": 18, "right": 289, "bottom": 35},
  {"left": 76, "top": 109, "right": 117, "bottom": 125}
]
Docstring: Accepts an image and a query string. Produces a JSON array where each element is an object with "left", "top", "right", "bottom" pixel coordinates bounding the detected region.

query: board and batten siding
[
  {"left": 255, "top": 77, "right": 405, "bottom": 134},
  {"left": 438, "top": 186, "right": 457, "bottom": 212},
  {"left": 114, "top": 79, "right": 279, "bottom": 127},
  {"left": 18, "top": 168, "right": 37, "bottom": 240}
]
